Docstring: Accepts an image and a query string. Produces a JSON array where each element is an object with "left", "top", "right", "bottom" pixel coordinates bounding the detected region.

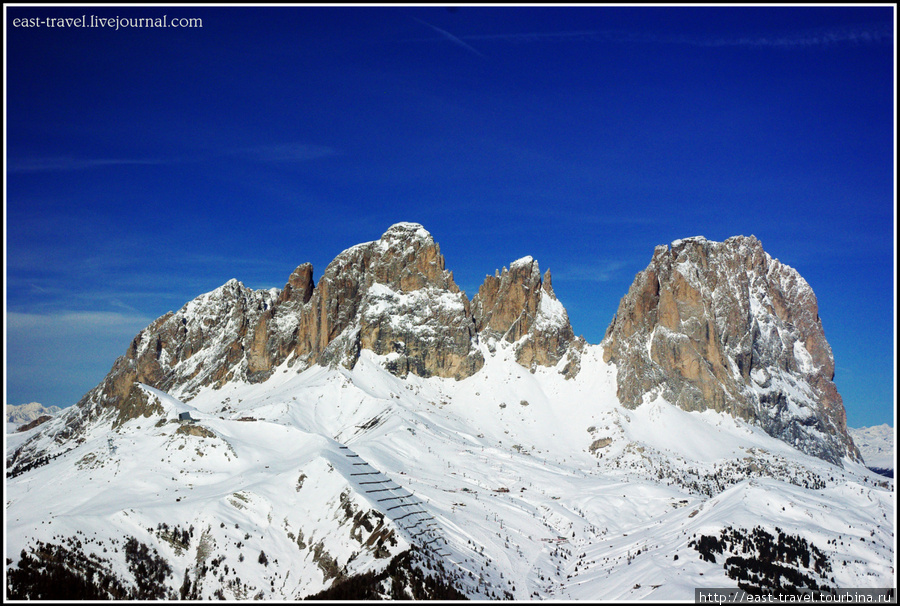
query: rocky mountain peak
[
  {"left": 472, "top": 256, "right": 579, "bottom": 376},
  {"left": 602, "top": 235, "right": 859, "bottom": 465},
  {"left": 473, "top": 256, "right": 541, "bottom": 340},
  {"left": 377, "top": 221, "right": 433, "bottom": 247},
  {"left": 275, "top": 223, "right": 478, "bottom": 379},
  {"left": 278, "top": 263, "right": 314, "bottom": 305},
  {"left": 369, "top": 223, "right": 457, "bottom": 293},
  {"left": 541, "top": 268, "right": 554, "bottom": 296}
]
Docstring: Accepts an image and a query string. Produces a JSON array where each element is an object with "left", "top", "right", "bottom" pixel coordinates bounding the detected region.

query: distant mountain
[
  {"left": 5, "top": 224, "right": 892, "bottom": 600},
  {"left": 6, "top": 403, "right": 61, "bottom": 428},
  {"left": 849, "top": 424, "right": 894, "bottom": 475}
]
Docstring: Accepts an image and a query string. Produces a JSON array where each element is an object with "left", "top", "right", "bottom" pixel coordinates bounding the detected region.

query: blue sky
[{"left": 4, "top": 5, "right": 895, "bottom": 428}]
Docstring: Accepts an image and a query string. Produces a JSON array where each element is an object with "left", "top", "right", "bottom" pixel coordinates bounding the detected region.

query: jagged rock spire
[{"left": 472, "top": 256, "right": 580, "bottom": 374}]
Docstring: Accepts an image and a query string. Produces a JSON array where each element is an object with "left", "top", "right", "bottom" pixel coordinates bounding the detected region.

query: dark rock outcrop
[{"left": 15, "top": 416, "right": 53, "bottom": 433}]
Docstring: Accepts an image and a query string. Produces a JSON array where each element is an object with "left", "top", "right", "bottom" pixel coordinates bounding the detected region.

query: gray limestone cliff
[{"left": 601, "top": 235, "right": 860, "bottom": 465}]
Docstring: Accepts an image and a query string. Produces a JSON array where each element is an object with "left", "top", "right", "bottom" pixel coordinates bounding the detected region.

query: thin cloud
[
  {"left": 6, "top": 310, "right": 153, "bottom": 333},
  {"left": 236, "top": 143, "right": 338, "bottom": 163},
  {"left": 671, "top": 22, "right": 893, "bottom": 48},
  {"left": 451, "top": 30, "right": 616, "bottom": 43},
  {"left": 552, "top": 261, "right": 630, "bottom": 283},
  {"left": 425, "top": 22, "right": 892, "bottom": 50},
  {"left": 413, "top": 17, "right": 486, "bottom": 57},
  {"left": 8, "top": 156, "right": 168, "bottom": 173},
  {"left": 6, "top": 310, "right": 155, "bottom": 408},
  {"left": 108, "top": 299, "right": 146, "bottom": 315},
  {"left": 8, "top": 143, "right": 337, "bottom": 173}
]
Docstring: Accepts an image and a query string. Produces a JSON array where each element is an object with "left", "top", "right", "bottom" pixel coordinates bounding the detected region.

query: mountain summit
[{"left": 473, "top": 255, "right": 580, "bottom": 376}]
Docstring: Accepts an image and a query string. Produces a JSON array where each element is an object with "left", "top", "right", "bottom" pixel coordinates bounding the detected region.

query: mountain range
[
  {"left": 848, "top": 425, "right": 895, "bottom": 477},
  {"left": 5, "top": 403, "right": 61, "bottom": 431},
  {"left": 5, "top": 223, "right": 894, "bottom": 600}
]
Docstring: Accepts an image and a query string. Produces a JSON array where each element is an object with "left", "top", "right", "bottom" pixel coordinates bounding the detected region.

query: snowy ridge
[
  {"left": 135, "top": 279, "right": 280, "bottom": 399},
  {"left": 671, "top": 235, "right": 707, "bottom": 248},
  {"left": 375, "top": 222, "right": 433, "bottom": 253},
  {"left": 510, "top": 255, "right": 535, "bottom": 269},
  {"left": 533, "top": 288, "right": 568, "bottom": 332}
]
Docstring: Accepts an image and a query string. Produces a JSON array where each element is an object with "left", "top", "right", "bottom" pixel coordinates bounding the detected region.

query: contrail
[
  {"left": 413, "top": 17, "right": 485, "bottom": 57},
  {"left": 411, "top": 22, "right": 891, "bottom": 50},
  {"left": 675, "top": 23, "right": 893, "bottom": 48},
  {"left": 8, "top": 157, "right": 167, "bottom": 172},
  {"left": 457, "top": 30, "right": 606, "bottom": 43}
]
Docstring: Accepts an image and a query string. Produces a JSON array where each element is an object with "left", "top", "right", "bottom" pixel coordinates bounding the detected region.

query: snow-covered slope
[
  {"left": 849, "top": 425, "right": 895, "bottom": 473},
  {"left": 6, "top": 342, "right": 894, "bottom": 599}
]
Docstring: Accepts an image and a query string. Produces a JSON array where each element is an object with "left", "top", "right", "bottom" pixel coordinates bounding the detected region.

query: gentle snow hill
[
  {"left": 849, "top": 425, "right": 895, "bottom": 472},
  {"left": 5, "top": 340, "right": 895, "bottom": 600}
]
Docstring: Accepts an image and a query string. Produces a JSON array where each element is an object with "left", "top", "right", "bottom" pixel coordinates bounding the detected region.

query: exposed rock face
[
  {"left": 472, "top": 257, "right": 579, "bottom": 375},
  {"left": 15, "top": 415, "right": 53, "bottom": 433},
  {"left": 27, "top": 280, "right": 282, "bottom": 452},
  {"left": 473, "top": 257, "right": 544, "bottom": 342},
  {"left": 323, "top": 222, "right": 484, "bottom": 379},
  {"left": 248, "top": 263, "right": 315, "bottom": 381},
  {"left": 601, "top": 235, "right": 860, "bottom": 465},
  {"left": 244, "top": 223, "right": 484, "bottom": 379},
  {"left": 112, "top": 279, "right": 279, "bottom": 401}
]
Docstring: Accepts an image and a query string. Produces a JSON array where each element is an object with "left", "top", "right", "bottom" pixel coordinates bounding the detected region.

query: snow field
[{"left": 5, "top": 340, "right": 894, "bottom": 599}]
